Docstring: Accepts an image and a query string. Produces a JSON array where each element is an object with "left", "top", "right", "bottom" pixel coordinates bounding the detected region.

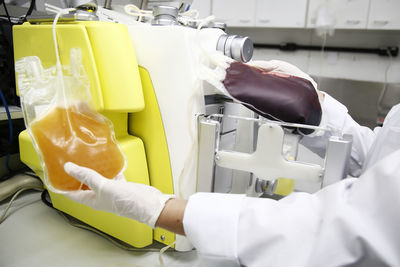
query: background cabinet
[
  {"left": 190, "top": 0, "right": 211, "bottom": 18},
  {"left": 367, "top": 0, "right": 400, "bottom": 30},
  {"left": 255, "top": 0, "right": 307, "bottom": 28},
  {"left": 212, "top": 0, "right": 256, "bottom": 27},
  {"left": 202, "top": 0, "right": 400, "bottom": 30},
  {"left": 307, "top": 0, "right": 370, "bottom": 29}
]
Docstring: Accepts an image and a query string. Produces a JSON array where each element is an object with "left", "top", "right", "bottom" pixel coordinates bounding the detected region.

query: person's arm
[
  {"left": 64, "top": 162, "right": 189, "bottom": 235},
  {"left": 301, "top": 92, "right": 379, "bottom": 176},
  {"left": 183, "top": 150, "right": 400, "bottom": 267},
  {"left": 155, "top": 199, "right": 187, "bottom": 236}
]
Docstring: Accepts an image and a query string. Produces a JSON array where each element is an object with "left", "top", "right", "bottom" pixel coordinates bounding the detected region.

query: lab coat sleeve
[
  {"left": 184, "top": 150, "right": 400, "bottom": 267},
  {"left": 183, "top": 193, "right": 246, "bottom": 267},
  {"left": 301, "top": 92, "right": 379, "bottom": 176}
]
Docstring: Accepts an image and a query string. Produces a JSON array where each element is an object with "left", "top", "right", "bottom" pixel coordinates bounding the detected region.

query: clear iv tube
[
  {"left": 207, "top": 113, "right": 340, "bottom": 136},
  {"left": 50, "top": 6, "right": 77, "bottom": 139},
  {"left": 317, "top": 31, "right": 327, "bottom": 91},
  {"left": 123, "top": 4, "right": 153, "bottom": 21},
  {"left": 377, "top": 49, "right": 394, "bottom": 114},
  {"left": 49, "top": 6, "right": 87, "bottom": 190}
]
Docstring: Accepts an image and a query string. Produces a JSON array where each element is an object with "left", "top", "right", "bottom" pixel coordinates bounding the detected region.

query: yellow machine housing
[{"left": 14, "top": 21, "right": 175, "bottom": 247}]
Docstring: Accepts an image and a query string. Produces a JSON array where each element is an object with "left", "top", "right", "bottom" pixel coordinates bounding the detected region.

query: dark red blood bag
[{"left": 223, "top": 61, "right": 322, "bottom": 134}]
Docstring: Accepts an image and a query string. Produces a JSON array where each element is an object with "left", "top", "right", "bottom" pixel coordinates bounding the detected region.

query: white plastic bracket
[{"left": 215, "top": 123, "right": 324, "bottom": 183}]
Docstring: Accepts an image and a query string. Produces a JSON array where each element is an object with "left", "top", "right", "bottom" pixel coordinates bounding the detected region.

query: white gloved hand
[
  {"left": 63, "top": 162, "right": 174, "bottom": 228},
  {"left": 247, "top": 60, "right": 319, "bottom": 92}
]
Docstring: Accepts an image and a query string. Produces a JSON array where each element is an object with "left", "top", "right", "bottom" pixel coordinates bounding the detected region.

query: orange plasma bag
[{"left": 16, "top": 49, "right": 126, "bottom": 192}]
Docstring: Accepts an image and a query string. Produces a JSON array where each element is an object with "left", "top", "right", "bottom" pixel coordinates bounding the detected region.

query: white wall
[{"left": 228, "top": 27, "right": 400, "bottom": 84}]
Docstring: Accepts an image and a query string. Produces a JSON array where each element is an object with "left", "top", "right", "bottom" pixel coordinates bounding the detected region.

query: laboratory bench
[{"left": 0, "top": 191, "right": 200, "bottom": 267}]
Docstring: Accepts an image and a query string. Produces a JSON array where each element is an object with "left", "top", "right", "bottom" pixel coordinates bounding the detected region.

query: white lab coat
[{"left": 183, "top": 93, "right": 400, "bottom": 267}]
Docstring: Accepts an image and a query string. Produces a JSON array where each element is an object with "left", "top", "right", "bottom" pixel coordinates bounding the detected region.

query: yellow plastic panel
[
  {"left": 82, "top": 22, "right": 144, "bottom": 112},
  {"left": 13, "top": 21, "right": 144, "bottom": 113},
  {"left": 129, "top": 67, "right": 175, "bottom": 246},
  {"left": 101, "top": 111, "right": 128, "bottom": 138},
  {"left": 51, "top": 193, "right": 152, "bottom": 247},
  {"left": 274, "top": 178, "right": 295, "bottom": 196},
  {"left": 19, "top": 130, "right": 153, "bottom": 247},
  {"left": 19, "top": 130, "right": 42, "bottom": 173},
  {"left": 13, "top": 22, "right": 103, "bottom": 111}
]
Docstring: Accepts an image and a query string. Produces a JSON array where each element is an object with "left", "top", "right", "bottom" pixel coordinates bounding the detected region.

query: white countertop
[
  {"left": 0, "top": 191, "right": 200, "bottom": 267},
  {"left": 0, "top": 106, "right": 23, "bottom": 121}
]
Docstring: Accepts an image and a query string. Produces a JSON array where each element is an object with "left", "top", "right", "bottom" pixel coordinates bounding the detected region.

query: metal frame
[{"left": 196, "top": 113, "right": 353, "bottom": 195}]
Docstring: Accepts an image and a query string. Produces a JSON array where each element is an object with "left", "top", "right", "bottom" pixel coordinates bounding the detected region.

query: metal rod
[
  {"left": 206, "top": 113, "right": 339, "bottom": 135},
  {"left": 140, "top": 0, "right": 149, "bottom": 10},
  {"left": 254, "top": 42, "right": 398, "bottom": 57},
  {"left": 103, "top": 0, "right": 111, "bottom": 9}
]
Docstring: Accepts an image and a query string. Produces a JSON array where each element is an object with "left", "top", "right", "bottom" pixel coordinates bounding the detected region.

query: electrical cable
[
  {"left": 58, "top": 211, "right": 165, "bottom": 252},
  {"left": 377, "top": 48, "right": 394, "bottom": 117},
  {"left": 317, "top": 31, "right": 327, "bottom": 92},
  {"left": 0, "top": 186, "right": 43, "bottom": 224},
  {"left": 0, "top": 0, "right": 12, "bottom": 26},
  {"left": 0, "top": 88, "right": 13, "bottom": 173},
  {"left": 0, "top": 15, "right": 21, "bottom": 24},
  {"left": 0, "top": 0, "right": 35, "bottom": 24},
  {"left": 40, "top": 189, "right": 174, "bottom": 253},
  {"left": 1, "top": 167, "right": 37, "bottom": 182},
  {"left": 22, "top": 0, "right": 35, "bottom": 22},
  {"left": 23, "top": 170, "right": 40, "bottom": 179},
  {"left": 40, "top": 189, "right": 54, "bottom": 208},
  {"left": 158, "top": 240, "right": 176, "bottom": 266}
]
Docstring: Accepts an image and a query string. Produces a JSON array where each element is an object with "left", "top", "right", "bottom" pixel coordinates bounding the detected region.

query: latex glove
[
  {"left": 63, "top": 162, "right": 174, "bottom": 228},
  {"left": 247, "top": 60, "right": 319, "bottom": 91}
]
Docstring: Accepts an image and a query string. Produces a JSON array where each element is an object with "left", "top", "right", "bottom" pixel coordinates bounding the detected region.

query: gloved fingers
[
  {"left": 265, "top": 60, "right": 318, "bottom": 90},
  {"left": 247, "top": 60, "right": 279, "bottom": 71},
  {"left": 64, "top": 190, "right": 98, "bottom": 206},
  {"left": 114, "top": 172, "right": 126, "bottom": 182},
  {"left": 64, "top": 162, "right": 106, "bottom": 192}
]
